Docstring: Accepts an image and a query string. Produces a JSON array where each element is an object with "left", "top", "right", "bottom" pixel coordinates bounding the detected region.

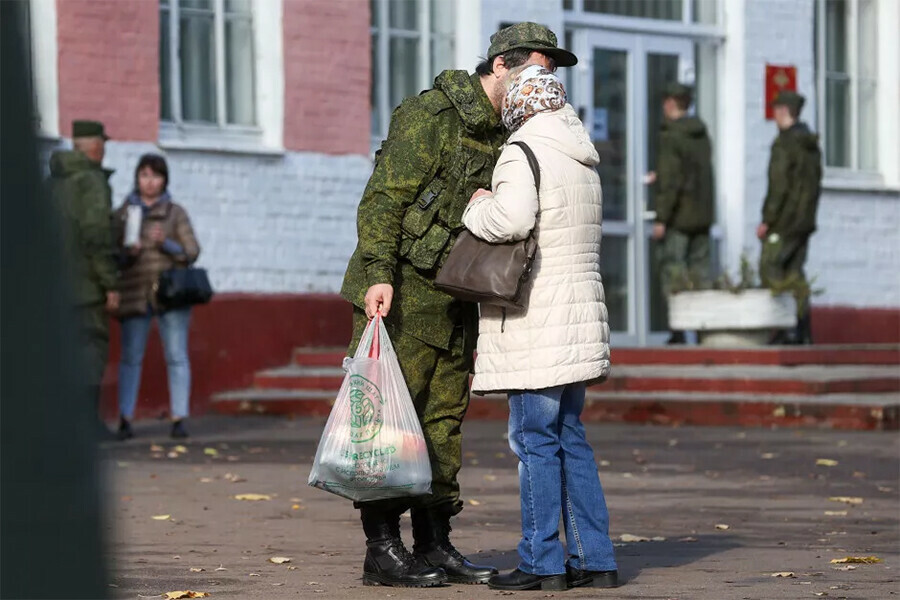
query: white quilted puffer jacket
[{"left": 462, "top": 103, "right": 610, "bottom": 393}]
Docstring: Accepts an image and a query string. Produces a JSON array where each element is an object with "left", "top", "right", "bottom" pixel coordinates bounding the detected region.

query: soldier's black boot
[
  {"left": 666, "top": 330, "right": 686, "bottom": 345},
  {"left": 411, "top": 508, "right": 497, "bottom": 584},
  {"left": 361, "top": 507, "right": 447, "bottom": 588}
]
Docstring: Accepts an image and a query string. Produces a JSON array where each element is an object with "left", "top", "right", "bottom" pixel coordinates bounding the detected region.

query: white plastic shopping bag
[{"left": 308, "top": 314, "right": 432, "bottom": 501}]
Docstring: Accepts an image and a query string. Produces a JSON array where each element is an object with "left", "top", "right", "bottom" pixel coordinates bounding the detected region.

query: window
[
  {"left": 370, "top": 0, "right": 455, "bottom": 144},
  {"left": 817, "top": 0, "right": 878, "bottom": 171},
  {"left": 160, "top": 0, "right": 256, "bottom": 129},
  {"left": 568, "top": 0, "right": 718, "bottom": 24}
]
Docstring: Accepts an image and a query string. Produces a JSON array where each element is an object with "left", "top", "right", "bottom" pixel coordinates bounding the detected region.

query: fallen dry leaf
[
  {"left": 831, "top": 565, "right": 856, "bottom": 571},
  {"left": 877, "top": 486, "right": 893, "bottom": 493},
  {"left": 828, "top": 496, "right": 863, "bottom": 505},
  {"left": 771, "top": 572, "right": 795, "bottom": 578},
  {"left": 214, "top": 565, "right": 227, "bottom": 572},
  {"left": 198, "top": 477, "right": 213, "bottom": 483},
  {"left": 152, "top": 515, "right": 172, "bottom": 521},
  {"left": 599, "top": 460, "right": 611, "bottom": 467},
  {"left": 824, "top": 510, "right": 847, "bottom": 516},
  {"left": 468, "top": 499, "right": 481, "bottom": 506},
  {"left": 204, "top": 448, "right": 219, "bottom": 457},
  {"left": 234, "top": 494, "right": 271, "bottom": 501},
  {"left": 715, "top": 524, "right": 730, "bottom": 530},
  {"left": 249, "top": 573, "right": 260, "bottom": 577},
  {"left": 268, "top": 557, "right": 291, "bottom": 564},
  {"left": 188, "top": 567, "right": 204, "bottom": 573},
  {"left": 167, "top": 451, "right": 180, "bottom": 459},
  {"left": 150, "top": 444, "right": 165, "bottom": 452},
  {"left": 813, "top": 593, "right": 828, "bottom": 597},
  {"left": 287, "top": 566, "right": 298, "bottom": 571},
  {"left": 816, "top": 458, "right": 839, "bottom": 467},
  {"left": 483, "top": 474, "right": 497, "bottom": 482},
  {"left": 830, "top": 556, "right": 882, "bottom": 564},
  {"left": 164, "top": 592, "right": 209, "bottom": 599},
  {"left": 678, "top": 536, "right": 698, "bottom": 542},
  {"left": 174, "top": 445, "right": 188, "bottom": 454},
  {"left": 224, "top": 473, "right": 246, "bottom": 483},
  {"left": 760, "top": 453, "right": 777, "bottom": 459},
  {"left": 291, "top": 504, "right": 302, "bottom": 510}
]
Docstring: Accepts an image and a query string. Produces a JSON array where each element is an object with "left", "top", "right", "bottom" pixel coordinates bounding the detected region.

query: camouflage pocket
[
  {"left": 402, "top": 180, "right": 444, "bottom": 238},
  {"left": 406, "top": 222, "right": 451, "bottom": 272}
]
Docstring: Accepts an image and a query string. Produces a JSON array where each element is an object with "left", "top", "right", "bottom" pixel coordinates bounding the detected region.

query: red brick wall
[
  {"left": 56, "top": 0, "right": 159, "bottom": 141},
  {"left": 282, "top": 0, "right": 370, "bottom": 155}
]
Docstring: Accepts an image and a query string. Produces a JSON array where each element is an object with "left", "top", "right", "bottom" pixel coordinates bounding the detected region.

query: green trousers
[
  {"left": 78, "top": 302, "right": 109, "bottom": 404},
  {"left": 657, "top": 230, "right": 711, "bottom": 299},
  {"left": 759, "top": 234, "right": 810, "bottom": 316},
  {"left": 349, "top": 309, "right": 472, "bottom": 516}
]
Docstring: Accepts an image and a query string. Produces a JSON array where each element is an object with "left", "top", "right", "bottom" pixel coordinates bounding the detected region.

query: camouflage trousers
[
  {"left": 349, "top": 308, "right": 472, "bottom": 517},
  {"left": 657, "top": 230, "right": 711, "bottom": 299},
  {"left": 759, "top": 234, "right": 810, "bottom": 316},
  {"left": 78, "top": 302, "right": 110, "bottom": 406}
]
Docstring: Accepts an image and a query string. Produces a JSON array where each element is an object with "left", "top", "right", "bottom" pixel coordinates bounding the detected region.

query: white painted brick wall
[
  {"left": 742, "top": 0, "right": 900, "bottom": 308},
  {"left": 808, "top": 190, "right": 900, "bottom": 307},
  {"left": 44, "top": 140, "right": 370, "bottom": 294}
]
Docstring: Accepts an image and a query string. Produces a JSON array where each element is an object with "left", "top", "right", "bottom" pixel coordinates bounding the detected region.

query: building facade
[{"left": 26, "top": 0, "right": 899, "bottom": 413}]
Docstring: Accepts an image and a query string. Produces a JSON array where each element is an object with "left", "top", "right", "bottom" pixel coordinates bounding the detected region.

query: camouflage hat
[
  {"left": 772, "top": 90, "right": 805, "bottom": 114},
  {"left": 663, "top": 82, "right": 693, "bottom": 101},
  {"left": 72, "top": 120, "right": 109, "bottom": 140},
  {"left": 487, "top": 22, "right": 578, "bottom": 67}
]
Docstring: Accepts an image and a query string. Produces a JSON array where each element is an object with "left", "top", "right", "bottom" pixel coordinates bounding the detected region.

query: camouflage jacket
[
  {"left": 341, "top": 71, "right": 507, "bottom": 350},
  {"left": 49, "top": 150, "right": 117, "bottom": 305},
  {"left": 654, "top": 116, "right": 715, "bottom": 234},
  {"left": 763, "top": 122, "right": 822, "bottom": 237}
]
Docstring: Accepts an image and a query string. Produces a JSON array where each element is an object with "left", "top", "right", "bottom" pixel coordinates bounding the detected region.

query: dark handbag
[
  {"left": 156, "top": 267, "right": 214, "bottom": 310},
  {"left": 434, "top": 141, "right": 540, "bottom": 309}
]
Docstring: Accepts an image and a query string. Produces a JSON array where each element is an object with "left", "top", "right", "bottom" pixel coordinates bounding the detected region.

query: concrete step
[
  {"left": 253, "top": 364, "right": 900, "bottom": 395},
  {"left": 210, "top": 387, "right": 899, "bottom": 430},
  {"left": 291, "top": 344, "right": 900, "bottom": 368}
]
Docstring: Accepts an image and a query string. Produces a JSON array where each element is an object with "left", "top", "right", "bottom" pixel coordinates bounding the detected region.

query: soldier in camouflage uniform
[
  {"left": 757, "top": 91, "right": 822, "bottom": 344},
  {"left": 49, "top": 120, "right": 119, "bottom": 431},
  {"left": 340, "top": 23, "right": 578, "bottom": 588},
  {"left": 648, "top": 83, "right": 714, "bottom": 344}
]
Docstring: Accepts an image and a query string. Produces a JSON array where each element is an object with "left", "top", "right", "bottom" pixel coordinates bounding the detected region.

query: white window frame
[
  {"left": 563, "top": 0, "right": 723, "bottom": 34},
  {"left": 816, "top": 0, "right": 885, "bottom": 183},
  {"left": 370, "top": 0, "right": 457, "bottom": 148},
  {"left": 28, "top": 0, "right": 60, "bottom": 139},
  {"left": 159, "top": 0, "right": 283, "bottom": 153}
]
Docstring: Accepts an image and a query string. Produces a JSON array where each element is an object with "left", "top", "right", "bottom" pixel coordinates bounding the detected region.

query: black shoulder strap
[{"left": 509, "top": 141, "right": 541, "bottom": 194}]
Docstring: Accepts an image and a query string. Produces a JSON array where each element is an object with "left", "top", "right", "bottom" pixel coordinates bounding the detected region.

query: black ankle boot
[
  {"left": 411, "top": 508, "right": 497, "bottom": 584},
  {"left": 488, "top": 569, "right": 567, "bottom": 591},
  {"left": 566, "top": 564, "right": 619, "bottom": 588},
  {"left": 361, "top": 508, "right": 446, "bottom": 588},
  {"left": 117, "top": 417, "right": 134, "bottom": 441}
]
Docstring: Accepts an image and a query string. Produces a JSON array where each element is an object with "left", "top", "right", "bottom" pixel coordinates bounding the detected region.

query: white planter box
[{"left": 668, "top": 290, "right": 797, "bottom": 347}]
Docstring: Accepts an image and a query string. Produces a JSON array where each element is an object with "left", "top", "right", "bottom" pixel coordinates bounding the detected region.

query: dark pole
[{"left": 1, "top": 1, "right": 109, "bottom": 597}]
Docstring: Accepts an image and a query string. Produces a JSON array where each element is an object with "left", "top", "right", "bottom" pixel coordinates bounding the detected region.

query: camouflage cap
[
  {"left": 487, "top": 22, "right": 578, "bottom": 67},
  {"left": 663, "top": 82, "right": 693, "bottom": 101},
  {"left": 72, "top": 120, "right": 109, "bottom": 140},
  {"left": 772, "top": 90, "right": 805, "bottom": 113}
]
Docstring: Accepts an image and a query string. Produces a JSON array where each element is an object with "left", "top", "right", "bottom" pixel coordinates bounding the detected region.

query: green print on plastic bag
[{"left": 348, "top": 374, "right": 384, "bottom": 443}]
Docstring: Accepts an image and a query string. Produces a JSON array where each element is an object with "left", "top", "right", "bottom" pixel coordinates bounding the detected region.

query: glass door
[{"left": 576, "top": 31, "right": 693, "bottom": 346}]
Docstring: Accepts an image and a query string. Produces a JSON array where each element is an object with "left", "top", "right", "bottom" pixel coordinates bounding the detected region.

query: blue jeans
[
  {"left": 508, "top": 383, "right": 617, "bottom": 575},
  {"left": 118, "top": 307, "right": 191, "bottom": 420}
]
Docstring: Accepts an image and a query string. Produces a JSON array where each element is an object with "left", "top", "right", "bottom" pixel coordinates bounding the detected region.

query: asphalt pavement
[{"left": 101, "top": 416, "right": 899, "bottom": 600}]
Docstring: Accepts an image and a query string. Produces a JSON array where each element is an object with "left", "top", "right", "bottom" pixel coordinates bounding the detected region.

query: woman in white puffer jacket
[{"left": 462, "top": 65, "right": 618, "bottom": 592}]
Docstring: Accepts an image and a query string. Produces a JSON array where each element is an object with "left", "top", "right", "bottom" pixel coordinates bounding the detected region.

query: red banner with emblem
[{"left": 765, "top": 64, "right": 797, "bottom": 120}]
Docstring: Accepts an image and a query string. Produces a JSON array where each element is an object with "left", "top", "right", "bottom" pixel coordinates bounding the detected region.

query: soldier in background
[
  {"left": 49, "top": 120, "right": 119, "bottom": 429},
  {"left": 646, "top": 83, "right": 714, "bottom": 345},
  {"left": 341, "top": 23, "right": 577, "bottom": 589},
  {"left": 757, "top": 91, "right": 822, "bottom": 345}
]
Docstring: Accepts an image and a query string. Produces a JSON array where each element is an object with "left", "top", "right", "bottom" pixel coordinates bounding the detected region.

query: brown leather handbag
[{"left": 434, "top": 141, "right": 540, "bottom": 309}]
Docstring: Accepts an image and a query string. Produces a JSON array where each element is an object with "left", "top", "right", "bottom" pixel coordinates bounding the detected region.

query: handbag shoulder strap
[{"left": 508, "top": 141, "right": 540, "bottom": 194}]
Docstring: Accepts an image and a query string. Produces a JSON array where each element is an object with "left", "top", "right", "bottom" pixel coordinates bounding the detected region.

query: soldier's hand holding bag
[{"left": 308, "top": 314, "right": 432, "bottom": 501}]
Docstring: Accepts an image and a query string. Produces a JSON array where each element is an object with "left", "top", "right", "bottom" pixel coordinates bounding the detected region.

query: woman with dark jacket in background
[{"left": 114, "top": 154, "right": 199, "bottom": 440}]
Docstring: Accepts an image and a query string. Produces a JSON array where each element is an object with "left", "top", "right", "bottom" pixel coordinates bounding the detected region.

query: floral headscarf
[{"left": 502, "top": 65, "right": 568, "bottom": 133}]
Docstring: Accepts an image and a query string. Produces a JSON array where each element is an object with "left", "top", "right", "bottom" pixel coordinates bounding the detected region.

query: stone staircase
[{"left": 212, "top": 345, "right": 900, "bottom": 430}]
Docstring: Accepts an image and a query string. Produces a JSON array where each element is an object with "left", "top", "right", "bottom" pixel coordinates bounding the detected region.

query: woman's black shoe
[
  {"left": 566, "top": 565, "right": 619, "bottom": 588},
  {"left": 487, "top": 569, "right": 566, "bottom": 591},
  {"left": 170, "top": 420, "right": 189, "bottom": 439},
  {"left": 117, "top": 418, "right": 134, "bottom": 441}
]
